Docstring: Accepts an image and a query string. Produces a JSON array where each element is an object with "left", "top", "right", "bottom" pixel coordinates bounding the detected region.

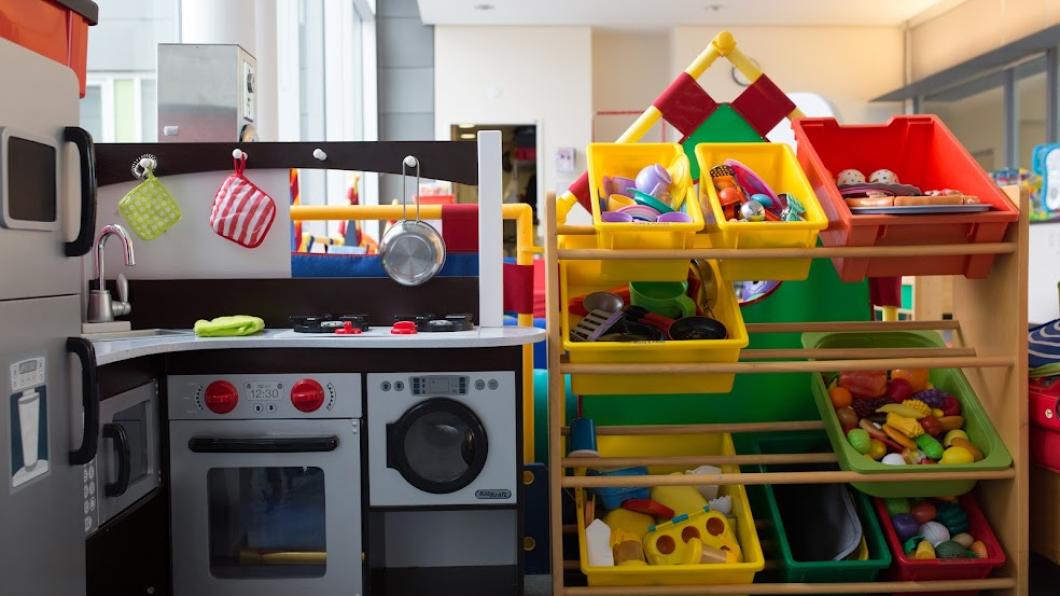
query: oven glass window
[
  {"left": 7, "top": 137, "right": 57, "bottom": 222},
  {"left": 207, "top": 467, "right": 327, "bottom": 578},
  {"left": 112, "top": 402, "right": 150, "bottom": 485},
  {"left": 404, "top": 410, "right": 480, "bottom": 484}
]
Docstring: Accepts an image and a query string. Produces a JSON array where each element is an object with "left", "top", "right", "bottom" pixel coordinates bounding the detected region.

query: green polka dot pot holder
[{"left": 118, "top": 170, "right": 182, "bottom": 240}]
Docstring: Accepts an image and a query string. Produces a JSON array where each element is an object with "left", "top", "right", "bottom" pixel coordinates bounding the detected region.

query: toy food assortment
[
  {"left": 825, "top": 368, "right": 984, "bottom": 466},
  {"left": 880, "top": 497, "right": 989, "bottom": 561},
  {"left": 597, "top": 156, "right": 694, "bottom": 224},
  {"left": 585, "top": 468, "right": 743, "bottom": 568},
  {"left": 836, "top": 167, "right": 990, "bottom": 214},
  {"left": 708, "top": 161, "right": 807, "bottom": 223}
]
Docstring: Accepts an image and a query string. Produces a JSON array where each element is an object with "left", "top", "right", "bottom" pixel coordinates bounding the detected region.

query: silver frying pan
[{"left": 380, "top": 155, "right": 446, "bottom": 286}]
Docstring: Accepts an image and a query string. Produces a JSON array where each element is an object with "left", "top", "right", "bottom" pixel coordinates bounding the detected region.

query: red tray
[
  {"left": 793, "top": 115, "right": 1019, "bottom": 282},
  {"left": 874, "top": 494, "right": 1005, "bottom": 596},
  {"left": 1030, "top": 377, "right": 1060, "bottom": 472}
]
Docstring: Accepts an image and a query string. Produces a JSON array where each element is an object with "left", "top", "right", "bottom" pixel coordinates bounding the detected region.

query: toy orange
[
  {"left": 828, "top": 386, "right": 853, "bottom": 409},
  {"left": 892, "top": 368, "right": 930, "bottom": 392}
]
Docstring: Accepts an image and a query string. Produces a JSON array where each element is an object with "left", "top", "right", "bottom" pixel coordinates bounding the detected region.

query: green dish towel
[{"left": 194, "top": 315, "right": 265, "bottom": 337}]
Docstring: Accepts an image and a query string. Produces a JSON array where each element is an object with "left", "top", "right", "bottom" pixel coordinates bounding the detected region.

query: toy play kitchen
[{"left": 0, "top": 6, "right": 1039, "bottom": 596}]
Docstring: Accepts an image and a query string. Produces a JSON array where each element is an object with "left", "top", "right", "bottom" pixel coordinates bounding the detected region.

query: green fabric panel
[
  {"left": 682, "top": 104, "right": 764, "bottom": 179},
  {"left": 901, "top": 282, "right": 913, "bottom": 310},
  {"left": 582, "top": 257, "right": 870, "bottom": 426}
]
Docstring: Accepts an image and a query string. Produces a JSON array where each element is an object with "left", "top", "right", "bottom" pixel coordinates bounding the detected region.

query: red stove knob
[
  {"left": 291, "top": 379, "right": 325, "bottom": 412},
  {"left": 204, "top": 381, "right": 239, "bottom": 414}
]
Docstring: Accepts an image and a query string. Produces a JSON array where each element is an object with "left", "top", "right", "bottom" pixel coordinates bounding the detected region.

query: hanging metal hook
[{"left": 130, "top": 154, "right": 158, "bottom": 181}]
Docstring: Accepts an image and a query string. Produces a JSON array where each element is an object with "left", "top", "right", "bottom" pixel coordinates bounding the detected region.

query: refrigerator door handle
[
  {"left": 67, "top": 337, "right": 99, "bottom": 464},
  {"left": 63, "top": 126, "right": 97, "bottom": 257},
  {"left": 102, "top": 423, "right": 131, "bottom": 497}
]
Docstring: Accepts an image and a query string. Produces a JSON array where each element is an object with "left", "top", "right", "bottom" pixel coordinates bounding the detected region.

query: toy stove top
[{"left": 288, "top": 313, "right": 475, "bottom": 335}]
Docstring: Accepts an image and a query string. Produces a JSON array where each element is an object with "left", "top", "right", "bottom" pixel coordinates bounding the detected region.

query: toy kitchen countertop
[{"left": 88, "top": 326, "right": 545, "bottom": 366}]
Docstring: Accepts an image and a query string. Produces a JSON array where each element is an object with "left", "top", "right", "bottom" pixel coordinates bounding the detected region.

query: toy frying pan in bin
[{"left": 380, "top": 156, "right": 446, "bottom": 286}]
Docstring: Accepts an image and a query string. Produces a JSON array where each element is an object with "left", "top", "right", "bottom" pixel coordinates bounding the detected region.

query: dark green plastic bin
[{"left": 744, "top": 432, "right": 892, "bottom": 584}]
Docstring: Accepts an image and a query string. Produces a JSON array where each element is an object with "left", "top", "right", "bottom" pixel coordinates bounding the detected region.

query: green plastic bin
[
  {"left": 802, "top": 331, "right": 1012, "bottom": 497},
  {"left": 744, "top": 432, "right": 892, "bottom": 584}
]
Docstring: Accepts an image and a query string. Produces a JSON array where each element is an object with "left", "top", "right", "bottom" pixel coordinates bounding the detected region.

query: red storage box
[
  {"left": 874, "top": 494, "right": 1005, "bottom": 596},
  {"left": 0, "top": 0, "right": 97, "bottom": 97},
  {"left": 793, "top": 116, "right": 1019, "bottom": 282},
  {"left": 1030, "top": 376, "right": 1060, "bottom": 472}
]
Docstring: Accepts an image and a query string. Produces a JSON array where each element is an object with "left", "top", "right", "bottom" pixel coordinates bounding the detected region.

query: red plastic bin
[
  {"left": 792, "top": 116, "right": 1019, "bottom": 282},
  {"left": 1030, "top": 376, "right": 1060, "bottom": 472},
  {"left": 873, "top": 494, "right": 1005, "bottom": 596},
  {"left": 0, "top": 0, "right": 98, "bottom": 97}
]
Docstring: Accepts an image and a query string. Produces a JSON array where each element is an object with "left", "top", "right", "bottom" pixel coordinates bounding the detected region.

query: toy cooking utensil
[
  {"left": 379, "top": 155, "right": 446, "bottom": 286},
  {"left": 668, "top": 316, "right": 727, "bottom": 340},
  {"left": 570, "top": 308, "right": 625, "bottom": 342},
  {"left": 724, "top": 158, "right": 779, "bottom": 206},
  {"left": 629, "top": 189, "right": 674, "bottom": 214}
]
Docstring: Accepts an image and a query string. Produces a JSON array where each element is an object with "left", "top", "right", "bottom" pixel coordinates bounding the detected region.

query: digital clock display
[{"left": 248, "top": 382, "right": 282, "bottom": 400}]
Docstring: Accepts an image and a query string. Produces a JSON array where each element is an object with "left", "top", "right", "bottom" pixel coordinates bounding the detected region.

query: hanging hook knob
[
  {"left": 232, "top": 149, "right": 247, "bottom": 160},
  {"left": 312, "top": 148, "right": 327, "bottom": 161},
  {"left": 403, "top": 155, "right": 418, "bottom": 168}
]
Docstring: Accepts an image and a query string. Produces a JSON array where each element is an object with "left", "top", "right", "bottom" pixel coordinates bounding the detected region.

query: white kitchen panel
[{"left": 88, "top": 170, "right": 291, "bottom": 280}]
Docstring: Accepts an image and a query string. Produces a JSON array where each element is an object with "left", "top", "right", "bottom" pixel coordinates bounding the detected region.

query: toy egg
[
  {"left": 939, "top": 446, "right": 974, "bottom": 465},
  {"left": 882, "top": 453, "right": 906, "bottom": 466},
  {"left": 970, "top": 540, "right": 988, "bottom": 558},
  {"left": 934, "top": 540, "right": 969, "bottom": 559},
  {"left": 911, "top": 501, "right": 937, "bottom": 524},
  {"left": 952, "top": 532, "right": 975, "bottom": 548},
  {"left": 868, "top": 168, "right": 900, "bottom": 184},
  {"left": 892, "top": 514, "right": 920, "bottom": 541},
  {"left": 847, "top": 428, "right": 871, "bottom": 454},
  {"left": 920, "top": 521, "right": 951, "bottom": 547},
  {"left": 739, "top": 200, "right": 765, "bottom": 222},
  {"left": 836, "top": 168, "right": 866, "bottom": 185}
]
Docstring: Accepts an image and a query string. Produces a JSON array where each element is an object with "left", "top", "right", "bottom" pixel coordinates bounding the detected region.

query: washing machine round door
[{"left": 386, "top": 398, "right": 488, "bottom": 494}]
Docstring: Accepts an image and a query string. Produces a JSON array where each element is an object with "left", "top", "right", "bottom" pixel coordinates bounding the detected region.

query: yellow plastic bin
[
  {"left": 695, "top": 143, "right": 827, "bottom": 281},
  {"left": 588, "top": 142, "right": 704, "bottom": 282},
  {"left": 575, "top": 432, "right": 764, "bottom": 588},
  {"left": 561, "top": 259, "right": 748, "bottom": 395}
]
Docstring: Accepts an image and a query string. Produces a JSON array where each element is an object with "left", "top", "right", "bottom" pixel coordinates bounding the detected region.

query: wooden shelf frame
[{"left": 543, "top": 187, "right": 1030, "bottom": 596}]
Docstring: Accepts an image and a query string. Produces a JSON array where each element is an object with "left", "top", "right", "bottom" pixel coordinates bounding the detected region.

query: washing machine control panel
[{"left": 410, "top": 375, "right": 469, "bottom": 396}]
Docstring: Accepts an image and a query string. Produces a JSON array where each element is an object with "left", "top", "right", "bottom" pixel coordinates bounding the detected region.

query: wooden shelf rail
[
  {"left": 561, "top": 452, "right": 837, "bottom": 468},
  {"left": 745, "top": 320, "right": 960, "bottom": 333},
  {"left": 559, "top": 420, "right": 826, "bottom": 436},
  {"left": 561, "top": 355, "right": 1013, "bottom": 375},
  {"left": 556, "top": 243, "right": 1016, "bottom": 261},
  {"left": 563, "top": 467, "right": 1016, "bottom": 488},
  {"left": 739, "top": 347, "right": 974, "bottom": 360}
]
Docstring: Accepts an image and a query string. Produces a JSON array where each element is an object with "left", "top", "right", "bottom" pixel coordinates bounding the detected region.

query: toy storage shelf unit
[{"left": 543, "top": 188, "right": 1029, "bottom": 596}]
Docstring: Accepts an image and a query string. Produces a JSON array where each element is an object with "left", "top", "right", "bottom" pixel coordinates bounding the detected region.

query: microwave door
[{"left": 0, "top": 294, "right": 91, "bottom": 596}]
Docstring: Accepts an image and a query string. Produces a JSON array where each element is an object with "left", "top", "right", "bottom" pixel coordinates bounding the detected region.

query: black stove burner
[
  {"left": 393, "top": 313, "right": 474, "bottom": 332},
  {"left": 289, "top": 314, "right": 370, "bottom": 334}
]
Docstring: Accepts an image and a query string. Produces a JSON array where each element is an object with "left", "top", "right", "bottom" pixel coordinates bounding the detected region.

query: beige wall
[
  {"left": 434, "top": 26, "right": 593, "bottom": 203},
  {"left": 910, "top": 0, "right": 1060, "bottom": 79},
  {"left": 592, "top": 32, "right": 670, "bottom": 141},
  {"left": 672, "top": 26, "right": 905, "bottom": 125}
]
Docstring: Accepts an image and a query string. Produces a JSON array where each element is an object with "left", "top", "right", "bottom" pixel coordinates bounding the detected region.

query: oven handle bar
[{"left": 187, "top": 436, "right": 340, "bottom": 453}]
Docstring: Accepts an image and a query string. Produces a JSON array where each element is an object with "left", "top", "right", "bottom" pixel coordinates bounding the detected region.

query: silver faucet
[{"left": 87, "top": 224, "right": 136, "bottom": 323}]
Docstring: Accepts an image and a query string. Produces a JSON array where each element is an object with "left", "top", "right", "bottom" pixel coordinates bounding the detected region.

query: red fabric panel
[
  {"left": 569, "top": 171, "right": 592, "bottom": 212},
  {"left": 730, "top": 74, "right": 797, "bottom": 136},
  {"left": 533, "top": 258, "right": 546, "bottom": 319},
  {"left": 504, "top": 262, "right": 534, "bottom": 315},
  {"left": 868, "top": 276, "right": 901, "bottom": 308},
  {"left": 440, "top": 203, "right": 478, "bottom": 252},
  {"left": 653, "top": 73, "right": 719, "bottom": 136}
]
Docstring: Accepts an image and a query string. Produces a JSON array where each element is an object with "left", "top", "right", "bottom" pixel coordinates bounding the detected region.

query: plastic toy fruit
[
  {"left": 919, "top": 415, "right": 943, "bottom": 436},
  {"left": 885, "top": 413, "right": 924, "bottom": 438},
  {"left": 920, "top": 521, "right": 950, "bottom": 546},
  {"left": 939, "top": 446, "right": 974, "bottom": 465},
  {"left": 829, "top": 386, "right": 853, "bottom": 409},
  {"left": 950, "top": 438, "right": 983, "bottom": 461},
  {"left": 877, "top": 403, "right": 928, "bottom": 419},
  {"left": 839, "top": 370, "right": 887, "bottom": 398},
  {"left": 952, "top": 532, "right": 974, "bottom": 548},
  {"left": 884, "top": 425, "right": 917, "bottom": 449},
  {"left": 971, "top": 540, "right": 988, "bottom": 558},
  {"left": 934, "top": 540, "right": 970, "bottom": 559},
  {"left": 935, "top": 503, "right": 970, "bottom": 534},
  {"left": 887, "top": 378, "right": 914, "bottom": 402},
  {"left": 847, "top": 428, "right": 871, "bottom": 454},
  {"left": 885, "top": 498, "right": 911, "bottom": 516},
  {"left": 943, "top": 429, "right": 968, "bottom": 447},
  {"left": 938, "top": 416, "right": 965, "bottom": 432},
  {"left": 914, "top": 539, "right": 936, "bottom": 560},
  {"left": 891, "top": 368, "right": 929, "bottom": 392},
  {"left": 910, "top": 501, "right": 937, "bottom": 524},
  {"left": 881, "top": 453, "right": 906, "bottom": 465},
  {"left": 892, "top": 514, "right": 920, "bottom": 540},
  {"left": 836, "top": 406, "right": 859, "bottom": 432},
  {"left": 940, "top": 395, "right": 961, "bottom": 416},
  {"left": 916, "top": 435, "right": 944, "bottom": 460},
  {"left": 868, "top": 439, "right": 887, "bottom": 460}
]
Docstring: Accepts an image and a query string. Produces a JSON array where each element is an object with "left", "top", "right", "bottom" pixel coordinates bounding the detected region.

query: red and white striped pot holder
[{"left": 209, "top": 155, "right": 277, "bottom": 248}]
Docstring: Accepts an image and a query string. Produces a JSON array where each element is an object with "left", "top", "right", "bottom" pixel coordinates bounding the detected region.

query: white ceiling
[{"left": 418, "top": 0, "right": 953, "bottom": 29}]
